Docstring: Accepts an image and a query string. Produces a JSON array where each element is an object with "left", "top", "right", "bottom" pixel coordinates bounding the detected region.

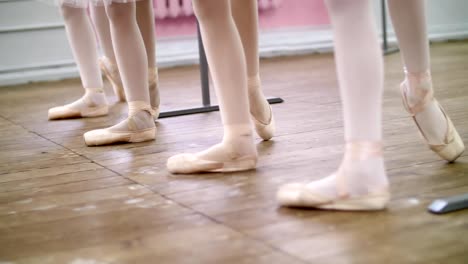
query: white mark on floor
[
  {"left": 128, "top": 185, "right": 144, "bottom": 191},
  {"left": 6, "top": 211, "right": 16, "bottom": 215},
  {"left": 125, "top": 198, "right": 145, "bottom": 205},
  {"left": 233, "top": 182, "right": 247, "bottom": 188},
  {"left": 407, "top": 198, "right": 420, "bottom": 205},
  {"left": 73, "top": 205, "right": 97, "bottom": 212},
  {"left": 227, "top": 189, "right": 243, "bottom": 197},
  {"left": 69, "top": 258, "right": 107, "bottom": 264},
  {"left": 33, "top": 205, "right": 57, "bottom": 211},
  {"left": 215, "top": 234, "right": 230, "bottom": 241},
  {"left": 247, "top": 194, "right": 257, "bottom": 199},
  {"left": 0, "top": 261, "right": 15, "bottom": 264},
  {"left": 136, "top": 166, "right": 160, "bottom": 175},
  {"left": 16, "top": 198, "right": 33, "bottom": 204},
  {"left": 136, "top": 199, "right": 160, "bottom": 208},
  {"left": 136, "top": 203, "right": 154, "bottom": 209}
]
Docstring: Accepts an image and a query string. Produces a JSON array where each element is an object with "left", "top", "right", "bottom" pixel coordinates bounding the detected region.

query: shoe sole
[
  {"left": 209, "top": 158, "right": 258, "bottom": 173},
  {"left": 278, "top": 190, "right": 390, "bottom": 211},
  {"left": 316, "top": 193, "right": 390, "bottom": 211},
  {"left": 48, "top": 105, "right": 108, "bottom": 120},
  {"left": 167, "top": 155, "right": 257, "bottom": 174}
]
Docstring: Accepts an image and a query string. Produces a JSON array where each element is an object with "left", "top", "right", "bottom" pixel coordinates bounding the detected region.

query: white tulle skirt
[{"left": 40, "top": 0, "right": 145, "bottom": 8}]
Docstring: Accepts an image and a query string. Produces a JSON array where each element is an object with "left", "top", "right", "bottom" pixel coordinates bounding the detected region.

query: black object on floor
[{"left": 428, "top": 193, "right": 468, "bottom": 214}]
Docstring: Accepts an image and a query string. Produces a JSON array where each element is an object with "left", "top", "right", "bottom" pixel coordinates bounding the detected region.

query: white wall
[
  {"left": 1, "top": 0, "right": 468, "bottom": 86},
  {"left": 376, "top": 0, "right": 468, "bottom": 41}
]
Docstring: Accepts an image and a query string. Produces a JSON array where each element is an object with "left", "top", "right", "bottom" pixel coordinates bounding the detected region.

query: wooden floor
[{"left": 1, "top": 41, "right": 468, "bottom": 264}]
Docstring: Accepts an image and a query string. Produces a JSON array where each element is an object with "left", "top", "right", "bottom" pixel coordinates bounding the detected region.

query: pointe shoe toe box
[
  {"left": 84, "top": 127, "right": 156, "bottom": 146},
  {"left": 48, "top": 105, "right": 108, "bottom": 120},
  {"left": 431, "top": 120, "right": 465, "bottom": 162},
  {"left": 254, "top": 113, "right": 276, "bottom": 141},
  {"left": 84, "top": 129, "right": 127, "bottom": 146}
]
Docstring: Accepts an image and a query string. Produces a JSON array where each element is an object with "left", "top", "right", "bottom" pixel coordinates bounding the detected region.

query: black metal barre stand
[
  {"left": 381, "top": 0, "right": 399, "bottom": 55},
  {"left": 158, "top": 22, "right": 284, "bottom": 119}
]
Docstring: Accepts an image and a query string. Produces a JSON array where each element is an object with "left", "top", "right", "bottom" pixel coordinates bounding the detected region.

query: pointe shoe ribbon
[
  {"left": 277, "top": 142, "right": 390, "bottom": 211},
  {"left": 48, "top": 88, "right": 108, "bottom": 120},
  {"left": 400, "top": 70, "right": 464, "bottom": 162},
  {"left": 148, "top": 67, "right": 161, "bottom": 118}
]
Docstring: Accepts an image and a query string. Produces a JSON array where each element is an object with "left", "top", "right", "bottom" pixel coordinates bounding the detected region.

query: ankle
[
  {"left": 83, "top": 88, "right": 107, "bottom": 106},
  {"left": 247, "top": 75, "right": 261, "bottom": 94},
  {"left": 404, "top": 68, "right": 433, "bottom": 96},
  {"left": 343, "top": 141, "right": 383, "bottom": 161},
  {"left": 128, "top": 101, "right": 155, "bottom": 116},
  {"left": 339, "top": 141, "right": 388, "bottom": 194},
  {"left": 148, "top": 67, "right": 158, "bottom": 83},
  {"left": 222, "top": 124, "right": 256, "bottom": 155}
]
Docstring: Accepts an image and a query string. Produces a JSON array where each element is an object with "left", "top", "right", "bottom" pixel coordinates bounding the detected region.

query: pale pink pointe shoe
[
  {"left": 251, "top": 104, "right": 276, "bottom": 141},
  {"left": 48, "top": 88, "right": 109, "bottom": 120},
  {"left": 99, "top": 57, "right": 126, "bottom": 102},
  {"left": 167, "top": 152, "right": 258, "bottom": 174},
  {"left": 400, "top": 70, "right": 464, "bottom": 162},
  {"left": 84, "top": 101, "right": 156, "bottom": 146},
  {"left": 277, "top": 142, "right": 390, "bottom": 211},
  {"left": 167, "top": 125, "right": 258, "bottom": 174},
  {"left": 248, "top": 76, "right": 276, "bottom": 141}
]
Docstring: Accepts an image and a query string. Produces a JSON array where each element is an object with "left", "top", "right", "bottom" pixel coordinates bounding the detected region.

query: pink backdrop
[{"left": 154, "top": 0, "right": 330, "bottom": 38}]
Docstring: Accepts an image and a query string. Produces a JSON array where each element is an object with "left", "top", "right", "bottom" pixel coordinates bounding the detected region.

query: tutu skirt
[{"left": 39, "top": 0, "right": 145, "bottom": 8}]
